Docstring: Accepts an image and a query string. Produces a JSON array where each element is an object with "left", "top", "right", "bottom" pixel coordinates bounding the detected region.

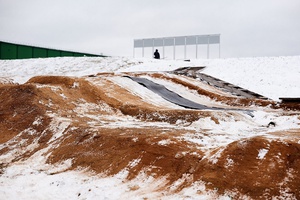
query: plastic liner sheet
[
  {"left": 127, "top": 76, "right": 218, "bottom": 110},
  {"left": 126, "top": 76, "right": 254, "bottom": 117}
]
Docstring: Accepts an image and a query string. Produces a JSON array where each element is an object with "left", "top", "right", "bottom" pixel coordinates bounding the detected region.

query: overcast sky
[{"left": 1, "top": 0, "right": 300, "bottom": 58}]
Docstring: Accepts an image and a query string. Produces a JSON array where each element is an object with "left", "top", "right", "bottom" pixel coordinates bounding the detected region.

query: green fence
[{"left": 0, "top": 41, "right": 104, "bottom": 60}]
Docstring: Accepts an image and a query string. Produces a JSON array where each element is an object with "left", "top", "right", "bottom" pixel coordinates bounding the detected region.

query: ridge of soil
[{"left": 1, "top": 73, "right": 300, "bottom": 199}]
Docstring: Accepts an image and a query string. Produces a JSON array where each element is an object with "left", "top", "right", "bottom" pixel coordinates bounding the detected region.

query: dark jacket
[{"left": 154, "top": 50, "right": 160, "bottom": 59}]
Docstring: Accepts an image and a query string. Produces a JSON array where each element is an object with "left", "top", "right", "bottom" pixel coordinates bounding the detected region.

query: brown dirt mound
[
  {"left": 47, "top": 129, "right": 300, "bottom": 198},
  {"left": 0, "top": 83, "right": 53, "bottom": 165},
  {"left": 27, "top": 76, "right": 106, "bottom": 104},
  {"left": 1, "top": 74, "right": 300, "bottom": 199},
  {"left": 47, "top": 127, "right": 203, "bottom": 185},
  {"left": 195, "top": 136, "right": 300, "bottom": 199},
  {"left": 0, "top": 84, "right": 49, "bottom": 143},
  {"left": 119, "top": 104, "right": 216, "bottom": 124},
  {"left": 27, "top": 75, "right": 217, "bottom": 125},
  {"left": 85, "top": 76, "right": 220, "bottom": 124}
]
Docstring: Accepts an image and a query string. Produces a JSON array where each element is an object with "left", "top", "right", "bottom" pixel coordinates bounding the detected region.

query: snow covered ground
[
  {"left": 1, "top": 56, "right": 300, "bottom": 100},
  {"left": 0, "top": 56, "right": 300, "bottom": 199}
]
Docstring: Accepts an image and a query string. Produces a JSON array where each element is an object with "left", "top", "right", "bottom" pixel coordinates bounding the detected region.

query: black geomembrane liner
[
  {"left": 127, "top": 76, "right": 221, "bottom": 110},
  {"left": 126, "top": 76, "right": 254, "bottom": 117}
]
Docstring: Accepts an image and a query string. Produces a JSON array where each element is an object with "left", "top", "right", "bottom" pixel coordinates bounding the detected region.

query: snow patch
[
  {"left": 47, "top": 118, "right": 71, "bottom": 143},
  {"left": 257, "top": 149, "right": 269, "bottom": 160},
  {"left": 128, "top": 158, "right": 141, "bottom": 168},
  {"left": 158, "top": 139, "right": 172, "bottom": 146}
]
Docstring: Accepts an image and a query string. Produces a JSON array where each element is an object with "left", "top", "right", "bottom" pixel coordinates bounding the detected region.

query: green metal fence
[{"left": 0, "top": 41, "right": 104, "bottom": 60}]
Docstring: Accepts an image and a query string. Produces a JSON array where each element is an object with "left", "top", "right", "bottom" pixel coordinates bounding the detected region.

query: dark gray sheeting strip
[
  {"left": 126, "top": 76, "right": 254, "bottom": 117},
  {"left": 126, "top": 76, "right": 218, "bottom": 110}
]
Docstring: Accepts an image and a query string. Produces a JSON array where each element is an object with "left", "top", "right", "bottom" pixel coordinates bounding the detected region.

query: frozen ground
[
  {"left": 0, "top": 56, "right": 300, "bottom": 199},
  {"left": 0, "top": 56, "right": 300, "bottom": 100}
]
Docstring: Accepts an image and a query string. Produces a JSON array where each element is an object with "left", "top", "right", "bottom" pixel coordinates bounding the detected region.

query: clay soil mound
[{"left": 1, "top": 73, "right": 300, "bottom": 199}]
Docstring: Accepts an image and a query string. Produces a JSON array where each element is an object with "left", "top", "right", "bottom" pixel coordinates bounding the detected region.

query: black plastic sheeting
[
  {"left": 126, "top": 76, "right": 254, "bottom": 117},
  {"left": 127, "top": 76, "right": 211, "bottom": 110}
]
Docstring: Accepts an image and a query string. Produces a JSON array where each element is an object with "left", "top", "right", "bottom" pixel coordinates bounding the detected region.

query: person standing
[{"left": 154, "top": 49, "right": 160, "bottom": 59}]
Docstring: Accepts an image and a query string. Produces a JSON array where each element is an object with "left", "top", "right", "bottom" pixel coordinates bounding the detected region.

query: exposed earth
[{"left": 1, "top": 70, "right": 300, "bottom": 199}]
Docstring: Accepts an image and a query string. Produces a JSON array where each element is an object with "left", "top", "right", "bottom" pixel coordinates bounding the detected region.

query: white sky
[{"left": 1, "top": 0, "right": 300, "bottom": 58}]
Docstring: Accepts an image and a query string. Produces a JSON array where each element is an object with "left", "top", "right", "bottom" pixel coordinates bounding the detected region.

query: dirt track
[{"left": 1, "top": 72, "right": 300, "bottom": 199}]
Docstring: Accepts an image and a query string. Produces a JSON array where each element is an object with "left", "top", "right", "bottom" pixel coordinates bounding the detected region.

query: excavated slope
[{"left": 0, "top": 73, "right": 300, "bottom": 199}]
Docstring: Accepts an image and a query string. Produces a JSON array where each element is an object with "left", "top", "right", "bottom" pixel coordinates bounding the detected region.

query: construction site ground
[{"left": 1, "top": 71, "right": 300, "bottom": 199}]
